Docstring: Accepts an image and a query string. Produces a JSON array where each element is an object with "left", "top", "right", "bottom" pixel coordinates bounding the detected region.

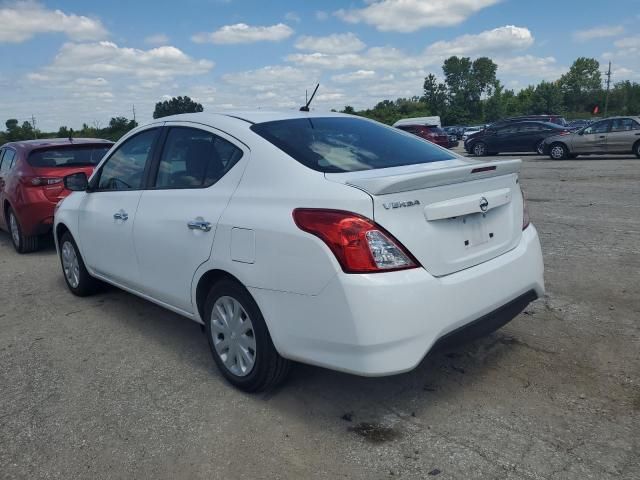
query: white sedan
[{"left": 54, "top": 111, "right": 544, "bottom": 392}]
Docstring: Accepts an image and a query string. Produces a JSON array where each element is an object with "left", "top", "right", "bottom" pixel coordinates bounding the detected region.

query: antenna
[{"left": 300, "top": 83, "right": 320, "bottom": 112}]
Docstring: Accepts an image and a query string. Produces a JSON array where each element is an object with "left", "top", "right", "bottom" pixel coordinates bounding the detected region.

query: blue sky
[{"left": 1, "top": 0, "right": 639, "bottom": 130}]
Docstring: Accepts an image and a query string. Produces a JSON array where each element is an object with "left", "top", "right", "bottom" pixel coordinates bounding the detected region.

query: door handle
[
  {"left": 188, "top": 220, "right": 212, "bottom": 232},
  {"left": 598, "top": 136, "right": 606, "bottom": 138},
  {"left": 113, "top": 210, "right": 128, "bottom": 221}
]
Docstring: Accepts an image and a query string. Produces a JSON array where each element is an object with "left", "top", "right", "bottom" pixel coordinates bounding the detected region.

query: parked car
[
  {"left": 395, "top": 124, "right": 450, "bottom": 148},
  {"left": 447, "top": 134, "right": 460, "bottom": 149},
  {"left": 465, "top": 121, "right": 571, "bottom": 156},
  {"left": 465, "top": 115, "right": 568, "bottom": 144},
  {"left": 543, "top": 116, "right": 640, "bottom": 159},
  {"left": 54, "top": 111, "right": 544, "bottom": 392},
  {"left": 0, "top": 138, "right": 113, "bottom": 252},
  {"left": 462, "top": 126, "right": 483, "bottom": 141},
  {"left": 444, "top": 126, "right": 465, "bottom": 140},
  {"left": 567, "top": 119, "right": 592, "bottom": 130}
]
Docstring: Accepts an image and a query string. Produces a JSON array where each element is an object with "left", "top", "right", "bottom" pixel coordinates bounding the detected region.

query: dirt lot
[{"left": 1, "top": 151, "right": 639, "bottom": 479}]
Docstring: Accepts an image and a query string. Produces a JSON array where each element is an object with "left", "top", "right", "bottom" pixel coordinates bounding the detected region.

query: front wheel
[
  {"left": 549, "top": 143, "right": 568, "bottom": 160},
  {"left": 204, "top": 279, "right": 291, "bottom": 392},
  {"left": 535, "top": 140, "right": 545, "bottom": 155},
  {"left": 7, "top": 207, "right": 39, "bottom": 253},
  {"left": 59, "top": 232, "right": 101, "bottom": 296},
  {"left": 472, "top": 142, "right": 488, "bottom": 156}
]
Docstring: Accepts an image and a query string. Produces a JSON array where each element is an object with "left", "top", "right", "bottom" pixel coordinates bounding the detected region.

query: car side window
[
  {"left": 610, "top": 118, "right": 636, "bottom": 132},
  {"left": 583, "top": 121, "right": 610, "bottom": 135},
  {"left": 96, "top": 129, "right": 158, "bottom": 191},
  {"left": 0, "top": 149, "right": 16, "bottom": 173},
  {"left": 497, "top": 126, "right": 517, "bottom": 135},
  {"left": 155, "top": 127, "right": 243, "bottom": 189},
  {"left": 517, "top": 123, "right": 542, "bottom": 133}
]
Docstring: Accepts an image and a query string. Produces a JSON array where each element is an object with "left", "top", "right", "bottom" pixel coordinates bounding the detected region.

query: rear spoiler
[{"left": 325, "top": 159, "right": 521, "bottom": 195}]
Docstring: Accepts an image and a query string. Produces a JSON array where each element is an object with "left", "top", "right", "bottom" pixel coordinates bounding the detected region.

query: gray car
[{"left": 543, "top": 116, "right": 640, "bottom": 159}]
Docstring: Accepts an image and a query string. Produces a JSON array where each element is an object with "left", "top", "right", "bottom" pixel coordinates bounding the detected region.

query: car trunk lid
[{"left": 326, "top": 159, "right": 524, "bottom": 277}]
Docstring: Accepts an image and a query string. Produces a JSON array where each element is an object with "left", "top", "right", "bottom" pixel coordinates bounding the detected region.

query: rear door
[
  {"left": 78, "top": 127, "right": 160, "bottom": 288},
  {"left": 491, "top": 125, "right": 519, "bottom": 152},
  {"left": 573, "top": 120, "right": 610, "bottom": 153},
  {"left": 133, "top": 123, "right": 248, "bottom": 313},
  {"left": 606, "top": 118, "right": 640, "bottom": 153}
]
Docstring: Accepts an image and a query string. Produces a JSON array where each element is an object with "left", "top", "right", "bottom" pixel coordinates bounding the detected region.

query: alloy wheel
[
  {"left": 536, "top": 141, "right": 545, "bottom": 155},
  {"left": 473, "top": 143, "right": 486, "bottom": 156},
  {"left": 210, "top": 296, "right": 256, "bottom": 377},
  {"left": 9, "top": 212, "right": 20, "bottom": 247},
  {"left": 550, "top": 145, "right": 565, "bottom": 160},
  {"left": 61, "top": 241, "right": 80, "bottom": 288}
]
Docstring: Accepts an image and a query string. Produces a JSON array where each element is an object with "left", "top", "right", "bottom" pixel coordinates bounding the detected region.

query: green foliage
[
  {"left": 352, "top": 56, "right": 639, "bottom": 126},
  {"left": 153, "top": 96, "right": 203, "bottom": 119}
]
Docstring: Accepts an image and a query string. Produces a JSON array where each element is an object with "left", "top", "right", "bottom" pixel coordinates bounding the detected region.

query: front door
[
  {"left": 78, "top": 127, "right": 160, "bottom": 288},
  {"left": 133, "top": 124, "right": 248, "bottom": 313},
  {"left": 572, "top": 120, "right": 610, "bottom": 153},
  {"left": 606, "top": 118, "right": 640, "bottom": 153}
]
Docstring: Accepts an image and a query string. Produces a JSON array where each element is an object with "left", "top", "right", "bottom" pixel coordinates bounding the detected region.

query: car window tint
[
  {"left": 584, "top": 121, "right": 610, "bottom": 135},
  {"left": 155, "top": 127, "right": 243, "bottom": 189},
  {"left": 28, "top": 146, "right": 111, "bottom": 168},
  {"left": 0, "top": 150, "right": 16, "bottom": 173},
  {"left": 252, "top": 117, "right": 455, "bottom": 173},
  {"left": 497, "top": 126, "right": 518, "bottom": 134},
  {"left": 610, "top": 118, "right": 636, "bottom": 132},
  {"left": 97, "top": 129, "right": 157, "bottom": 191},
  {"left": 633, "top": 120, "right": 640, "bottom": 130},
  {"left": 517, "top": 124, "right": 543, "bottom": 133}
]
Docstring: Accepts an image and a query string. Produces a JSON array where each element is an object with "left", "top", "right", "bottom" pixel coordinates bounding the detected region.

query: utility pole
[
  {"left": 31, "top": 115, "right": 37, "bottom": 139},
  {"left": 132, "top": 104, "right": 136, "bottom": 123},
  {"left": 604, "top": 61, "right": 612, "bottom": 117}
]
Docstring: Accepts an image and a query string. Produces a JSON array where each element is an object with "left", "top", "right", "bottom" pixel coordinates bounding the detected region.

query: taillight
[
  {"left": 22, "top": 176, "right": 63, "bottom": 186},
  {"left": 292, "top": 209, "right": 419, "bottom": 273},
  {"left": 558, "top": 130, "right": 571, "bottom": 136},
  {"left": 522, "top": 193, "right": 530, "bottom": 230}
]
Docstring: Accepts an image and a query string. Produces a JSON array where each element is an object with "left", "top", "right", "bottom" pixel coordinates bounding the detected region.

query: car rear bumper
[
  {"left": 251, "top": 225, "right": 545, "bottom": 376},
  {"left": 13, "top": 189, "right": 59, "bottom": 235}
]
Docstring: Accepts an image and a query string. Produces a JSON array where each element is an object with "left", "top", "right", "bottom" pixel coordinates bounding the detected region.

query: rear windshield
[
  {"left": 251, "top": 117, "right": 456, "bottom": 173},
  {"left": 28, "top": 145, "right": 111, "bottom": 168}
]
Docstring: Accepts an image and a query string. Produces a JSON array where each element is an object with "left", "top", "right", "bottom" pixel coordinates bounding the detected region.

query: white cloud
[
  {"left": 144, "top": 33, "right": 170, "bottom": 45},
  {"left": 0, "top": 1, "right": 107, "bottom": 43},
  {"left": 425, "top": 26, "right": 533, "bottom": 56},
  {"left": 288, "top": 46, "right": 429, "bottom": 71},
  {"left": 614, "top": 35, "right": 640, "bottom": 49},
  {"left": 295, "top": 33, "right": 366, "bottom": 54},
  {"left": 192, "top": 23, "right": 293, "bottom": 44},
  {"left": 331, "top": 70, "right": 377, "bottom": 83},
  {"left": 284, "top": 12, "right": 301, "bottom": 23},
  {"left": 494, "top": 55, "right": 565, "bottom": 81},
  {"left": 29, "top": 41, "right": 214, "bottom": 80},
  {"left": 573, "top": 25, "right": 625, "bottom": 42},
  {"left": 335, "top": 0, "right": 500, "bottom": 33}
]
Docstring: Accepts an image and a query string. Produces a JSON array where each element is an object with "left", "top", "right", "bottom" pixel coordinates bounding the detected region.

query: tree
[
  {"left": 422, "top": 74, "right": 447, "bottom": 116},
  {"left": 531, "top": 81, "right": 564, "bottom": 114},
  {"left": 341, "top": 105, "right": 355, "bottom": 114},
  {"left": 153, "top": 96, "right": 204, "bottom": 119},
  {"left": 559, "top": 57, "right": 601, "bottom": 112}
]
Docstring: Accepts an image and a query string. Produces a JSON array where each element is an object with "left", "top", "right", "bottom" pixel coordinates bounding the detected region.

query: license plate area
[{"left": 461, "top": 212, "right": 494, "bottom": 248}]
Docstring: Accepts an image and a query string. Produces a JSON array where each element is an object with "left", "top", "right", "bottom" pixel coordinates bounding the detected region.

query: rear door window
[
  {"left": 154, "top": 127, "right": 243, "bottom": 189},
  {"left": 610, "top": 118, "right": 637, "bottom": 132},
  {"left": 0, "top": 149, "right": 16, "bottom": 173},
  {"left": 27, "top": 145, "right": 111, "bottom": 168},
  {"left": 251, "top": 117, "right": 456, "bottom": 173}
]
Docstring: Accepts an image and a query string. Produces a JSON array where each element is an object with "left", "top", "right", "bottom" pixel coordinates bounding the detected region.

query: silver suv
[{"left": 543, "top": 116, "right": 640, "bottom": 159}]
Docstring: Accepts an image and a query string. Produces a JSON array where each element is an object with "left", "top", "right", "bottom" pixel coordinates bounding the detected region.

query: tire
[
  {"left": 204, "top": 279, "right": 291, "bottom": 392},
  {"left": 634, "top": 141, "right": 640, "bottom": 159},
  {"left": 549, "top": 143, "right": 568, "bottom": 160},
  {"left": 59, "top": 231, "right": 101, "bottom": 296},
  {"left": 535, "top": 140, "right": 545, "bottom": 155},
  {"left": 472, "top": 142, "right": 488, "bottom": 156},
  {"left": 7, "top": 207, "right": 39, "bottom": 253}
]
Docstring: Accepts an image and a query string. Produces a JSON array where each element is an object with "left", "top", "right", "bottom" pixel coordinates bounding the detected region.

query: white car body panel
[{"left": 55, "top": 111, "right": 545, "bottom": 377}]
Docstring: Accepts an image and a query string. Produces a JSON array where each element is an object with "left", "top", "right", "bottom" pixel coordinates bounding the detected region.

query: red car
[
  {"left": 0, "top": 138, "right": 113, "bottom": 253},
  {"left": 395, "top": 124, "right": 450, "bottom": 148}
]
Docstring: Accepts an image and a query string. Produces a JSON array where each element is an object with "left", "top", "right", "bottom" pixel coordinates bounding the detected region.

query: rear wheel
[
  {"left": 59, "top": 232, "right": 101, "bottom": 296},
  {"left": 7, "top": 207, "right": 39, "bottom": 253},
  {"left": 472, "top": 142, "right": 488, "bottom": 157},
  {"left": 549, "top": 143, "right": 568, "bottom": 160},
  {"left": 204, "top": 279, "right": 291, "bottom": 392}
]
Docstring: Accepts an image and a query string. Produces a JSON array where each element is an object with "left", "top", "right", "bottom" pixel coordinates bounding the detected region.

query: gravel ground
[{"left": 1, "top": 151, "right": 638, "bottom": 479}]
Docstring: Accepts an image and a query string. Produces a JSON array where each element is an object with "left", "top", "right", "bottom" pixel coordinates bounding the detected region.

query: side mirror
[{"left": 64, "top": 172, "right": 89, "bottom": 191}]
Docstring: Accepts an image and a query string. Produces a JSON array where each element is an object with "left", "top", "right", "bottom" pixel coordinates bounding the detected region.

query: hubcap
[
  {"left": 537, "top": 142, "right": 544, "bottom": 154},
  {"left": 211, "top": 296, "right": 256, "bottom": 377},
  {"left": 474, "top": 144, "right": 485, "bottom": 156},
  {"left": 61, "top": 241, "right": 80, "bottom": 288},
  {"left": 9, "top": 212, "right": 20, "bottom": 246},
  {"left": 551, "top": 146, "right": 564, "bottom": 159}
]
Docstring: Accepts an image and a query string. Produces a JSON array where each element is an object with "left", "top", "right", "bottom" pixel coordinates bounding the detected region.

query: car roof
[
  {"left": 164, "top": 110, "right": 349, "bottom": 126},
  {"left": 2, "top": 138, "right": 113, "bottom": 153}
]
